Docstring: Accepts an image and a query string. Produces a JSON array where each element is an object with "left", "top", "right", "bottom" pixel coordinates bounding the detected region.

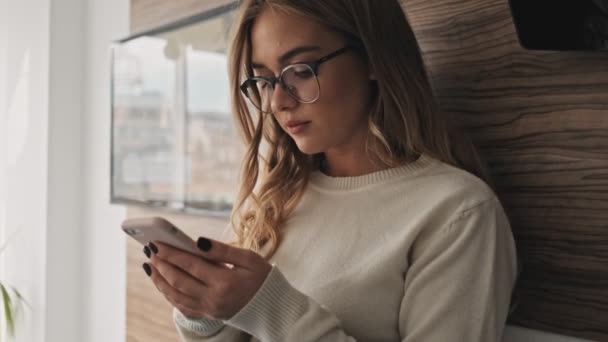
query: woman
[{"left": 142, "top": 0, "right": 518, "bottom": 341}]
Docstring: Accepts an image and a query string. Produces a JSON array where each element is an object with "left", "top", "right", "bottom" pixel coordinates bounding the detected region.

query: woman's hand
[{"left": 142, "top": 237, "right": 272, "bottom": 321}]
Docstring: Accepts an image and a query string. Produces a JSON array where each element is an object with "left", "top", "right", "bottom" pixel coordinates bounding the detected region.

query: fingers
[
  {"left": 151, "top": 241, "right": 226, "bottom": 283},
  {"left": 194, "top": 237, "right": 262, "bottom": 270},
  {"left": 149, "top": 254, "right": 209, "bottom": 297},
  {"left": 143, "top": 238, "right": 272, "bottom": 322},
  {"left": 144, "top": 262, "right": 205, "bottom": 316}
]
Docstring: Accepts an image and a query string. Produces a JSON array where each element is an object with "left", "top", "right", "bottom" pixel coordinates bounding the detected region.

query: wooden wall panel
[
  {"left": 127, "top": 0, "right": 608, "bottom": 341},
  {"left": 401, "top": 0, "right": 608, "bottom": 341},
  {"left": 130, "top": 0, "right": 235, "bottom": 34}
]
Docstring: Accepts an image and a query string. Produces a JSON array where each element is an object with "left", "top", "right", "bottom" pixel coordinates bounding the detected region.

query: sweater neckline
[{"left": 309, "top": 154, "right": 437, "bottom": 191}]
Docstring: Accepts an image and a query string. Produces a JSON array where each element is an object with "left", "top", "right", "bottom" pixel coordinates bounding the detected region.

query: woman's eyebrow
[{"left": 251, "top": 45, "right": 322, "bottom": 69}]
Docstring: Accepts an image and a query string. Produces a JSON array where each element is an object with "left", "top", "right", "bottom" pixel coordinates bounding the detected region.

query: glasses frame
[{"left": 240, "top": 46, "right": 352, "bottom": 113}]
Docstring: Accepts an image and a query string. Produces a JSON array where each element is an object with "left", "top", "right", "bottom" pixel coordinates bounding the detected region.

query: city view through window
[{"left": 111, "top": 8, "right": 242, "bottom": 216}]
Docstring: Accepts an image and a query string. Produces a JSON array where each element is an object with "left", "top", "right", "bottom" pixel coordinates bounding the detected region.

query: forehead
[{"left": 249, "top": 7, "right": 342, "bottom": 66}]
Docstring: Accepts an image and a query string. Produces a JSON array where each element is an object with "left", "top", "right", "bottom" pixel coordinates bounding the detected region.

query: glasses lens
[
  {"left": 244, "top": 79, "right": 273, "bottom": 113},
  {"left": 242, "top": 65, "right": 320, "bottom": 113},
  {"left": 282, "top": 64, "right": 320, "bottom": 103}
]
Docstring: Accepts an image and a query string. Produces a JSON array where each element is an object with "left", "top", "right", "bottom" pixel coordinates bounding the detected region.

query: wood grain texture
[
  {"left": 127, "top": 235, "right": 179, "bottom": 342},
  {"left": 130, "top": 0, "right": 235, "bottom": 34},
  {"left": 401, "top": 0, "right": 608, "bottom": 341}
]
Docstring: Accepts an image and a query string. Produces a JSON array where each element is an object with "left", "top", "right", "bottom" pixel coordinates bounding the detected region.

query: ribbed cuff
[
  {"left": 226, "top": 265, "right": 310, "bottom": 342},
  {"left": 173, "top": 307, "right": 225, "bottom": 336}
]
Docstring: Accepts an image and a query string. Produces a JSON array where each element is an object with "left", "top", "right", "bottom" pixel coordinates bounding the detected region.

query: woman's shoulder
[
  {"left": 402, "top": 158, "right": 508, "bottom": 250},
  {"left": 412, "top": 156, "right": 499, "bottom": 213}
]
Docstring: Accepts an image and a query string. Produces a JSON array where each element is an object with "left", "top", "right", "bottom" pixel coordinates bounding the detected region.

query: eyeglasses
[{"left": 240, "top": 46, "right": 351, "bottom": 113}]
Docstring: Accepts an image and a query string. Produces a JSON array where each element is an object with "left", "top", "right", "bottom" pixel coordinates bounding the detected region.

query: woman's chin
[{"left": 293, "top": 141, "right": 323, "bottom": 156}]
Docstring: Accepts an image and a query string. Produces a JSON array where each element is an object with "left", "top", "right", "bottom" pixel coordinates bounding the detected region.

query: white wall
[
  {"left": 46, "top": 0, "right": 86, "bottom": 341},
  {"left": 0, "top": 0, "right": 50, "bottom": 341},
  {"left": 0, "top": 0, "right": 127, "bottom": 341},
  {"left": 81, "top": 0, "right": 129, "bottom": 341}
]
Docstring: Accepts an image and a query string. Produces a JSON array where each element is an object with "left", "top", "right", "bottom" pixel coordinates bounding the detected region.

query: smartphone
[{"left": 121, "top": 216, "right": 200, "bottom": 255}]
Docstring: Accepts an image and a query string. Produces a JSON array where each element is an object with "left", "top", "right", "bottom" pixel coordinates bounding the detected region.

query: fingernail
[
  {"left": 143, "top": 246, "right": 151, "bottom": 258},
  {"left": 197, "top": 237, "right": 212, "bottom": 252},
  {"left": 148, "top": 242, "right": 158, "bottom": 254},
  {"left": 142, "top": 263, "right": 152, "bottom": 276}
]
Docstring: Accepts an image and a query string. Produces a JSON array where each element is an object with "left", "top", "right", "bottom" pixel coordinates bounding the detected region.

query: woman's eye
[
  {"left": 296, "top": 70, "right": 313, "bottom": 78},
  {"left": 292, "top": 67, "right": 314, "bottom": 78}
]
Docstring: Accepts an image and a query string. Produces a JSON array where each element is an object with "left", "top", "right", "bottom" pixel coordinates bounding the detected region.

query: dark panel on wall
[
  {"left": 510, "top": 0, "right": 608, "bottom": 51},
  {"left": 401, "top": 0, "right": 608, "bottom": 341}
]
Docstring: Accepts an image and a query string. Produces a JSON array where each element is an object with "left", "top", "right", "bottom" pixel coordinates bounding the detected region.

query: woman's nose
[{"left": 270, "top": 82, "right": 298, "bottom": 113}]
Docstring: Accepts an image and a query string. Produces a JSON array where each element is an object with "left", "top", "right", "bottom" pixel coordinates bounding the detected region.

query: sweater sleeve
[
  {"left": 398, "top": 197, "right": 518, "bottom": 342},
  {"left": 225, "top": 264, "right": 358, "bottom": 341},
  {"left": 173, "top": 308, "right": 251, "bottom": 341}
]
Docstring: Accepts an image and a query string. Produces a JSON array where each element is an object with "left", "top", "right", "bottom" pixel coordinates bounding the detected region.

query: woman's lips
[{"left": 286, "top": 121, "right": 311, "bottom": 135}]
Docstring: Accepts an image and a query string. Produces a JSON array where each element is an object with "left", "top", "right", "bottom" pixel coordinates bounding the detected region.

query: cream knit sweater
[{"left": 173, "top": 154, "right": 518, "bottom": 341}]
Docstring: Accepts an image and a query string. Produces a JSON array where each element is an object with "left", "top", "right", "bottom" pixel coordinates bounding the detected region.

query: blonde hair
[{"left": 227, "top": 0, "right": 491, "bottom": 259}]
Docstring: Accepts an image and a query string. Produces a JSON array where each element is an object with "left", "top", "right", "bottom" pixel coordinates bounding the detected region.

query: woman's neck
[
  {"left": 320, "top": 151, "right": 420, "bottom": 178},
  {"left": 320, "top": 152, "right": 386, "bottom": 177}
]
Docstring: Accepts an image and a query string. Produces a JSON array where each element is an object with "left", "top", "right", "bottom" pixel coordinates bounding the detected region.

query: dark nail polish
[
  {"left": 148, "top": 242, "right": 158, "bottom": 254},
  {"left": 197, "top": 237, "right": 212, "bottom": 252},
  {"left": 142, "top": 263, "right": 152, "bottom": 276},
  {"left": 143, "top": 246, "right": 151, "bottom": 258}
]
